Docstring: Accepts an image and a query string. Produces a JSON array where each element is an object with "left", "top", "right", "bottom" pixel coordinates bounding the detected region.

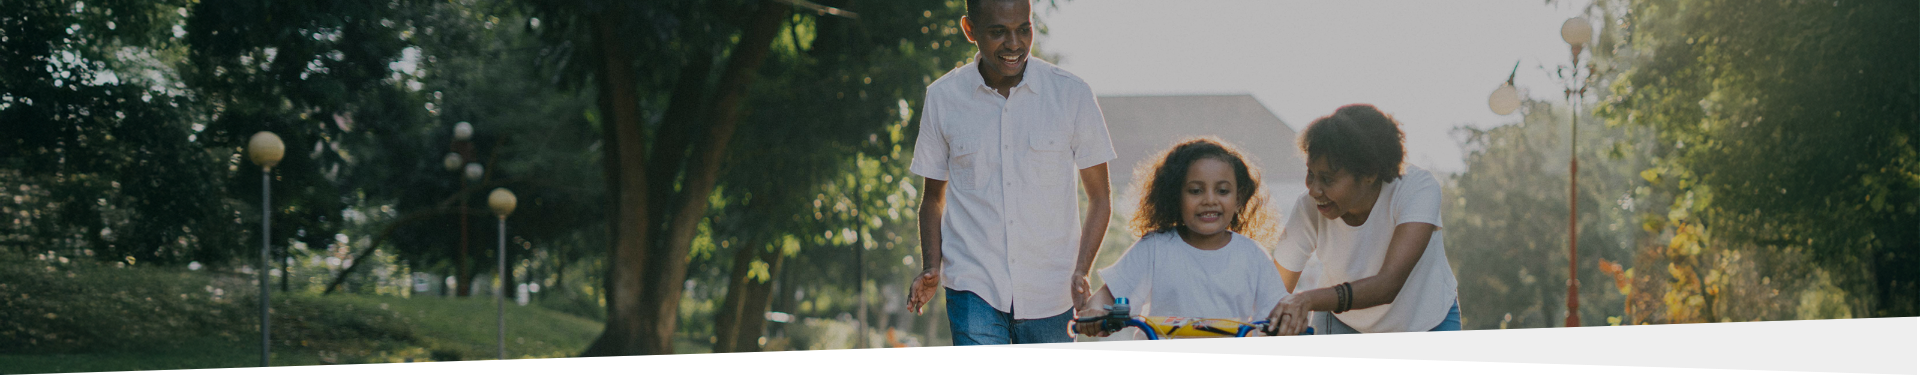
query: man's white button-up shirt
[{"left": 909, "top": 57, "right": 1116, "bottom": 319}]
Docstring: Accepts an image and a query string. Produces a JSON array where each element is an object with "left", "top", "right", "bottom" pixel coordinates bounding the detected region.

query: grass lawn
[{"left": 0, "top": 261, "right": 602, "bottom": 374}]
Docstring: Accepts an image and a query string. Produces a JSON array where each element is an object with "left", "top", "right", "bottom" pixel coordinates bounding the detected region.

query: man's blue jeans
[{"left": 945, "top": 288, "right": 1074, "bottom": 345}]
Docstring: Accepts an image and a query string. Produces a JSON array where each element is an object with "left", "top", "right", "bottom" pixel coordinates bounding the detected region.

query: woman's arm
[
  {"left": 1278, "top": 260, "right": 1301, "bottom": 294},
  {"left": 1267, "top": 222, "right": 1435, "bottom": 334},
  {"left": 1342, "top": 222, "right": 1436, "bottom": 310}
]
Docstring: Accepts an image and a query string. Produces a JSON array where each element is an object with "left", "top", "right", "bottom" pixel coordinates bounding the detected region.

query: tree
[
  {"left": 180, "top": 0, "right": 433, "bottom": 283},
  {"left": 1, "top": 0, "right": 243, "bottom": 266},
  {"left": 1599, "top": 0, "right": 1919, "bottom": 318},
  {"left": 513, "top": 0, "right": 989, "bottom": 354},
  {"left": 703, "top": 0, "right": 975, "bottom": 351}
]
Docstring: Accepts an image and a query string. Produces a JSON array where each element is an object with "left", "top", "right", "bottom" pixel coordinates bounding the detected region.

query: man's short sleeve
[
  {"left": 1070, "top": 85, "right": 1117, "bottom": 169},
  {"left": 907, "top": 94, "right": 948, "bottom": 181},
  {"left": 1098, "top": 235, "right": 1157, "bottom": 302},
  {"left": 1273, "top": 194, "right": 1318, "bottom": 272},
  {"left": 1392, "top": 169, "right": 1444, "bottom": 228}
]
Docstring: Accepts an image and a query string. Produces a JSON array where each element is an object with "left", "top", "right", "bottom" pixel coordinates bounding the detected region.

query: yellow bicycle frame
[{"left": 1134, "top": 316, "right": 1262, "bottom": 339}]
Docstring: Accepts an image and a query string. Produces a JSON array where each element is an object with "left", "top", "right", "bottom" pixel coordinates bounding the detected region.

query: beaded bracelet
[
  {"left": 1337, "top": 283, "right": 1347, "bottom": 314},
  {"left": 1334, "top": 282, "right": 1353, "bottom": 314}
]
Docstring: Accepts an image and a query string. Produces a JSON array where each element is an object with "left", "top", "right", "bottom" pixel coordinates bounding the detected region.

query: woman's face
[
  {"left": 1305, "top": 156, "right": 1377, "bottom": 223},
  {"left": 1181, "top": 158, "right": 1241, "bottom": 238}
]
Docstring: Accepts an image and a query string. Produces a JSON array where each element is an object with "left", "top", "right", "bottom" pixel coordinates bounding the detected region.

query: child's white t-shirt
[{"left": 1097, "top": 230, "right": 1290, "bottom": 339}]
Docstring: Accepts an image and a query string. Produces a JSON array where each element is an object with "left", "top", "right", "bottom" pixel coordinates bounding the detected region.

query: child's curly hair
[{"left": 1127, "top": 137, "right": 1274, "bottom": 243}]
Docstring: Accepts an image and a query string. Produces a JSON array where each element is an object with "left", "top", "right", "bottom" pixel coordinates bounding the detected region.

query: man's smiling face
[{"left": 962, "top": 0, "right": 1034, "bottom": 82}]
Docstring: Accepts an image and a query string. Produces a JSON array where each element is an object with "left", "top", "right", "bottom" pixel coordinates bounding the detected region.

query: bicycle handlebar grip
[{"left": 1102, "top": 300, "right": 1131, "bottom": 333}]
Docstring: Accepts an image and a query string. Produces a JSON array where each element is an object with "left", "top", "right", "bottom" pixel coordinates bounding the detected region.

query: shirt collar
[{"left": 968, "top": 54, "right": 1045, "bottom": 96}]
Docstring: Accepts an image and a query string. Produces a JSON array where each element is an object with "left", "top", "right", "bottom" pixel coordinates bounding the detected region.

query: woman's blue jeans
[{"left": 1312, "top": 299, "right": 1462, "bottom": 334}]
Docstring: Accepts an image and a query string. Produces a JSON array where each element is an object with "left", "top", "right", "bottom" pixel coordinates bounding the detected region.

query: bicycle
[{"left": 1074, "top": 298, "right": 1312, "bottom": 339}]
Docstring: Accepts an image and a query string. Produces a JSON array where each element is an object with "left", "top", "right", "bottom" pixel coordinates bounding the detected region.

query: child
[{"left": 1076, "top": 137, "right": 1290, "bottom": 339}]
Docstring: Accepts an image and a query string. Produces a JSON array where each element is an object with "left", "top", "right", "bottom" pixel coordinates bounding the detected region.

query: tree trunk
[
  {"left": 736, "top": 248, "right": 784, "bottom": 351},
  {"left": 581, "top": 5, "right": 653, "bottom": 357},
  {"left": 714, "top": 231, "right": 779, "bottom": 353},
  {"left": 279, "top": 247, "right": 290, "bottom": 292},
  {"left": 714, "top": 235, "right": 764, "bottom": 353},
  {"left": 502, "top": 227, "right": 515, "bottom": 304},
  {"left": 645, "top": 53, "right": 714, "bottom": 243},
  {"left": 458, "top": 197, "right": 472, "bottom": 297},
  {"left": 633, "top": 3, "right": 792, "bottom": 355},
  {"left": 324, "top": 206, "right": 483, "bottom": 295},
  {"left": 546, "top": 250, "right": 564, "bottom": 302}
]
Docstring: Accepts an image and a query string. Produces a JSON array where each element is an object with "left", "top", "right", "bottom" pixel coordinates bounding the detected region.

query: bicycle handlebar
[{"left": 1076, "top": 298, "right": 1313, "bottom": 339}]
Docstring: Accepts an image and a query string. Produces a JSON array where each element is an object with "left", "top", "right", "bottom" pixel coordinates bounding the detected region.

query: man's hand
[
  {"left": 911, "top": 178, "right": 946, "bottom": 316},
  {"left": 907, "top": 270, "right": 941, "bottom": 315},
  {"left": 1070, "top": 272, "right": 1092, "bottom": 311}
]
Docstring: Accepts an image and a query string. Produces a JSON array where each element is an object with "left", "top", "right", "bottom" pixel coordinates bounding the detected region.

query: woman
[{"left": 1265, "top": 104, "right": 1461, "bottom": 335}]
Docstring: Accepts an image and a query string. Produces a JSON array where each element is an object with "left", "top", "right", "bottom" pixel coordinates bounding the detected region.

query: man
[{"left": 904, "top": 0, "right": 1116, "bottom": 345}]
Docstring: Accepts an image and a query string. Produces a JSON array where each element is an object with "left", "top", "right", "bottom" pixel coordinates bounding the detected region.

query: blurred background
[{"left": 0, "top": 0, "right": 1913, "bottom": 371}]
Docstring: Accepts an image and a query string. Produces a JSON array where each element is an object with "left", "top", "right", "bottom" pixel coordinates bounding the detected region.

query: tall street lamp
[
  {"left": 450, "top": 121, "right": 477, "bottom": 297},
  {"left": 1487, "top": 16, "right": 1593, "bottom": 328},
  {"left": 1559, "top": 16, "right": 1592, "bottom": 328},
  {"left": 489, "top": 188, "right": 517, "bottom": 360},
  {"left": 246, "top": 131, "right": 284, "bottom": 367}
]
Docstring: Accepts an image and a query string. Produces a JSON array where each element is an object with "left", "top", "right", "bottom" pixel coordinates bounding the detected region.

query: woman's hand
[{"left": 1267, "top": 291, "right": 1317, "bottom": 336}]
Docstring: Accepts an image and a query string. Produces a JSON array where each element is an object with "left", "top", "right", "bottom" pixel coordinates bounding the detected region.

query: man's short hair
[{"left": 966, "top": 0, "right": 1024, "bottom": 19}]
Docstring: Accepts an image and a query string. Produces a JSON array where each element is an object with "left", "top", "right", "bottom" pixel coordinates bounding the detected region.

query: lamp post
[
  {"left": 247, "top": 131, "right": 284, "bottom": 367},
  {"left": 489, "top": 188, "right": 517, "bottom": 360},
  {"left": 1559, "top": 16, "right": 1592, "bottom": 328},
  {"left": 1488, "top": 61, "right": 1522, "bottom": 116},
  {"left": 450, "top": 122, "right": 476, "bottom": 297},
  {"left": 1487, "top": 16, "right": 1592, "bottom": 328}
]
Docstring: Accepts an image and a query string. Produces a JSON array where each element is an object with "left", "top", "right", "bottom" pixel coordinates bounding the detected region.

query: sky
[{"left": 1036, "top": 0, "right": 1601, "bottom": 174}]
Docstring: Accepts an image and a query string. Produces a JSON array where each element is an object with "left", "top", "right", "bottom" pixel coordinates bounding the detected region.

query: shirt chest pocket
[
  {"left": 948, "top": 139, "right": 984, "bottom": 191},
  {"left": 1022, "top": 130, "right": 1072, "bottom": 187}
]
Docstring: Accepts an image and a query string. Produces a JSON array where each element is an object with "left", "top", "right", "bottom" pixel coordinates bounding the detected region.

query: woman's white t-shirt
[
  {"left": 1273, "top": 165, "right": 1458, "bottom": 333},
  {"left": 1098, "top": 230, "right": 1291, "bottom": 339}
]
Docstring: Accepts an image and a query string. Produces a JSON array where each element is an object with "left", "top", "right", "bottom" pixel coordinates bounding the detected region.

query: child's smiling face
[{"left": 1180, "top": 158, "right": 1241, "bottom": 240}]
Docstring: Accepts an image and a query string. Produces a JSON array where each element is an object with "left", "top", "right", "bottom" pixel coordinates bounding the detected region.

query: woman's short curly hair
[
  {"left": 1127, "top": 137, "right": 1274, "bottom": 243},
  {"left": 1298, "top": 104, "right": 1407, "bottom": 184}
]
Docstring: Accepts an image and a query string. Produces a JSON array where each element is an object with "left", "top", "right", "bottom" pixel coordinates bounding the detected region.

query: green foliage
[
  {"left": 1600, "top": 0, "right": 1919, "bottom": 317},
  {"left": 1, "top": 0, "right": 240, "bottom": 265},
  {"left": 0, "top": 258, "right": 600, "bottom": 372},
  {"left": 373, "top": 0, "right": 604, "bottom": 291},
  {"left": 183, "top": 0, "right": 435, "bottom": 270},
  {"left": 1445, "top": 97, "right": 1656, "bottom": 328},
  {"left": 675, "top": 0, "right": 980, "bottom": 349}
]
